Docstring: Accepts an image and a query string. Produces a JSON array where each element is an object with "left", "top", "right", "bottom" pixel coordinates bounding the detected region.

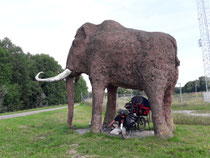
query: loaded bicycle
[{"left": 119, "top": 96, "right": 151, "bottom": 138}]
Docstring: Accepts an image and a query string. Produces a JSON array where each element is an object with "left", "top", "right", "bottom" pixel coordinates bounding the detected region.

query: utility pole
[
  {"left": 178, "top": 83, "right": 183, "bottom": 104},
  {"left": 195, "top": 83, "right": 198, "bottom": 100}
]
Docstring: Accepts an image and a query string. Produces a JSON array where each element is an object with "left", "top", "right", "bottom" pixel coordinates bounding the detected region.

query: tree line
[
  {"left": 118, "top": 77, "right": 207, "bottom": 95},
  {"left": 174, "top": 76, "right": 206, "bottom": 94},
  {"left": 0, "top": 37, "right": 88, "bottom": 113}
]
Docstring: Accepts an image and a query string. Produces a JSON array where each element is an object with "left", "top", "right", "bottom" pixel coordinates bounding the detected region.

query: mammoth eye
[
  {"left": 81, "top": 27, "right": 86, "bottom": 39},
  {"left": 72, "top": 41, "right": 76, "bottom": 47}
]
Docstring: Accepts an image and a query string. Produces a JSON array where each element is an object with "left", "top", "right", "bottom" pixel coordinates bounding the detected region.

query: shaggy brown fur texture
[{"left": 65, "top": 20, "right": 179, "bottom": 138}]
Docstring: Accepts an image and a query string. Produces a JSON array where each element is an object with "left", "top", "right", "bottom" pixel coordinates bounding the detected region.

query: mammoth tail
[
  {"left": 174, "top": 41, "right": 180, "bottom": 67},
  {"left": 168, "top": 35, "right": 180, "bottom": 67},
  {"left": 175, "top": 56, "right": 180, "bottom": 67}
]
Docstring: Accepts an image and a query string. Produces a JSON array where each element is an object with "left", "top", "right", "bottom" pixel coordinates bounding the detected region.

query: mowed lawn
[{"left": 0, "top": 104, "right": 210, "bottom": 158}]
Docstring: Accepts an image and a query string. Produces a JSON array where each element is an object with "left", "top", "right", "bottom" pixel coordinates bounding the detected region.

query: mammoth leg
[
  {"left": 91, "top": 84, "right": 105, "bottom": 133},
  {"left": 163, "top": 85, "right": 176, "bottom": 132},
  {"left": 103, "top": 86, "right": 118, "bottom": 126},
  {"left": 145, "top": 86, "right": 173, "bottom": 139},
  {"left": 66, "top": 76, "right": 74, "bottom": 127}
]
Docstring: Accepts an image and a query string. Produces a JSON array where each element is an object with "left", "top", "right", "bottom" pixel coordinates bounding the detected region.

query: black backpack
[
  {"left": 126, "top": 114, "right": 137, "bottom": 129},
  {"left": 125, "top": 96, "right": 151, "bottom": 116},
  {"left": 131, "top": 96, "right": 143, "bottom": 104},
  {"left": 131, "top": 96, "right": 150, "bottom": 108}
]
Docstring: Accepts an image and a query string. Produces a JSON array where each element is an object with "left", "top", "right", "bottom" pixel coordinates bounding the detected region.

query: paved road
[{"left": 0, "top": 106, "right": 68, "bottom": 120}]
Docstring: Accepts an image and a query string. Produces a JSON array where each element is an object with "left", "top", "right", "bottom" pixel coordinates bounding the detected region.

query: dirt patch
[
  {"left": 128, "top": 130, "right": 154, "bottom": 138},
  {"left": 75, "top": 128, "right": 91, "bottom": 135},
  {"left": 102, "top": 129, "right": 154, "bottom": 138},
  {"left": 67, "top": 149, "right": 77, "bottom": 155},
  {"left": 19, "top": 125, "right": 28, "bottom": 129},
  {"left": 75, "top": 128, "right": 154, "bottom": 138},
  {"left": 66, "top": 144, "right": 79, "bottom": 157},
  {"left": 67, "top": 143, "right": 98, "bottom": 158}
]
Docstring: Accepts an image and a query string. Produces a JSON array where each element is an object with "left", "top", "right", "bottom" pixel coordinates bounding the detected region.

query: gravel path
[
  {"left": 0, "top": 106, "right": 68, "bottom": 120},
  {"left": 1, "top": 107, "right": 209, "bottom": 121},
  {"left": 0, "top": 104, "right": 81, "bottom": 120},
  {"left": 172, "top": 110, "right": 210, "bottom": 117}
]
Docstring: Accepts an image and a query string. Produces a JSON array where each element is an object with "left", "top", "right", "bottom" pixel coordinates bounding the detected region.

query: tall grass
[
  {"left": 173, "top": 113, "right": 210, "bottom": 126},
  {"left": 172, "top": 92, "right": 210, "bottom": 111}
]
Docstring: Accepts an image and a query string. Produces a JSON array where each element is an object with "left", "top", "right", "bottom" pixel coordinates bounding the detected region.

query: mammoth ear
[
  {"left": 75, "top": 23, "right": 96, "bottom": 40},
  {"left": 76, "top": 26, "right": 87, "bottom": 39}
]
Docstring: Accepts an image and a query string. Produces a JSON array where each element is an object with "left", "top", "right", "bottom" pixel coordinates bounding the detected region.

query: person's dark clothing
[{"left": 114, "top": 114, "right": 126, "bottom": 126}]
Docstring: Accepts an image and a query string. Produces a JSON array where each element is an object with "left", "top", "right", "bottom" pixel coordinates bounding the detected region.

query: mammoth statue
[{"left": 35, "top": 20, "right": 179, "bottom": 138}]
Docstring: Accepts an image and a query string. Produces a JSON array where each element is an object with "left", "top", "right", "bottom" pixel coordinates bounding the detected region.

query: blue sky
[{"left": 0, "top": 0, "right": 204, "bottom": 90}]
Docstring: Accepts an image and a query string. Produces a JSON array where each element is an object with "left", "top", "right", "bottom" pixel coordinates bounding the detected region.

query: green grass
[{"left": 0, "top": 104, "right": 210, "bottom": 158}]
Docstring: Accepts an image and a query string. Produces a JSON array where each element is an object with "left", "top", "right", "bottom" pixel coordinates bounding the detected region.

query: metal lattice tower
[{"left": 196, "top": 0, "right": 210, "bottom": 92}]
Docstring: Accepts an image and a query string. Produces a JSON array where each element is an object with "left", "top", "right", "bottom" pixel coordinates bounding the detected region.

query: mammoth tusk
[{"left": 35, "top": 69, "right": 72, "bottom": 82}]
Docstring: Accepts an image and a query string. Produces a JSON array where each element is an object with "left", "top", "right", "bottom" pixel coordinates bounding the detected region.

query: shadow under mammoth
[{"left": 75, "top": 128, "right": 154, "bottom": 138}]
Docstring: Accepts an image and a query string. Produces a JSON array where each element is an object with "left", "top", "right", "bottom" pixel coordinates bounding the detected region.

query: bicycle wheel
[
  {"left": 121, "top": 127, "right": 132, "bottom": 139},
  {"left": 137, "top": 117, "right": 146, "bottom": 131}
]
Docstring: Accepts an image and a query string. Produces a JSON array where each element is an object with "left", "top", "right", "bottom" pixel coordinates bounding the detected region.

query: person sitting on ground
[{"left": 107, "top": 109, "right": 128, "bottom": 135}]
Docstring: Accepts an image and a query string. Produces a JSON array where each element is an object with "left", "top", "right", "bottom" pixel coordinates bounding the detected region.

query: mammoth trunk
[{"left": 66, "top": 76, "right": 74, "bottom": 127}]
